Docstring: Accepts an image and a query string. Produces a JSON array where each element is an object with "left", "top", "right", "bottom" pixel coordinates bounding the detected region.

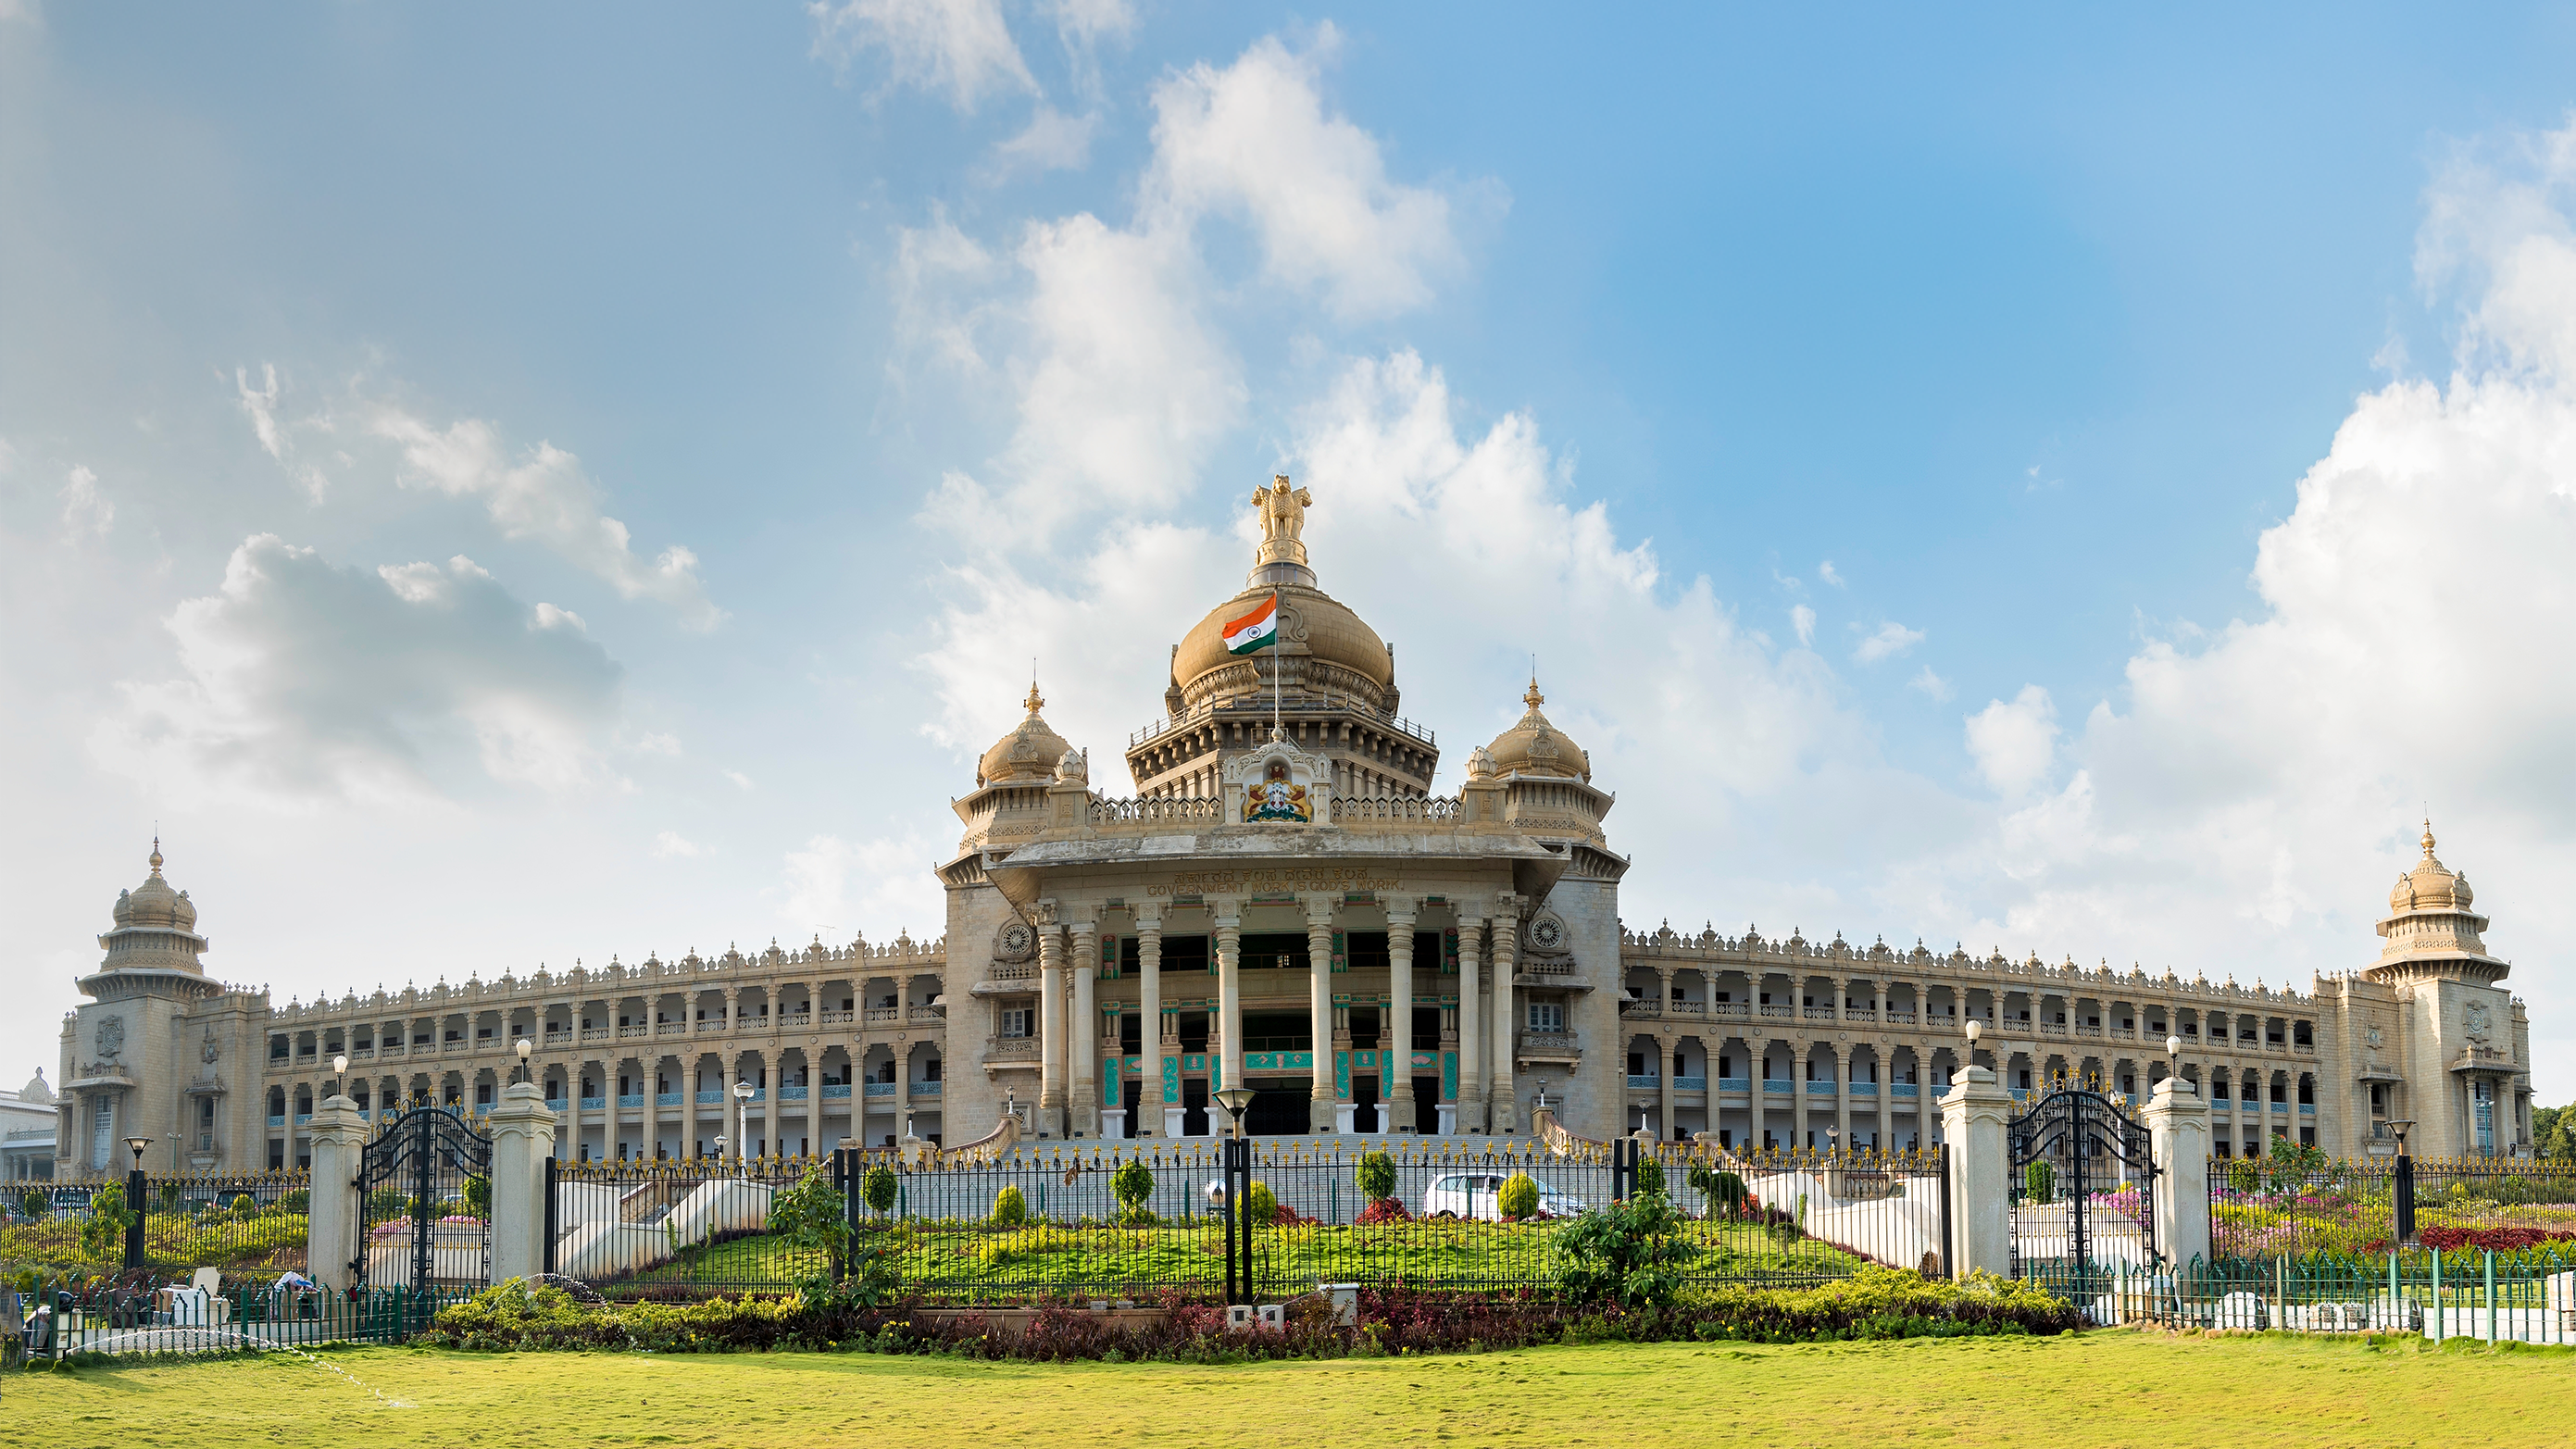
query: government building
[{"left": 49, "top": 481, "right": 2541, "bottom": 1179}]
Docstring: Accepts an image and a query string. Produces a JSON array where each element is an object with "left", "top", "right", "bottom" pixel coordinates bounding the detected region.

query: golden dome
[
  {"left": 977, "top": 684, "right": 1073, "bottom": 787},
  {"left": 2389, "top": 820, "right": 2473, "bottom": 913},
  {"left": 112, "top": 840, "right": 197, "bottom": 932},
  {"left": 1484, "top": 681, "right": 1591, "bottom": 782},
  {"left": 1172, "top": 582, "right": 1393, "bottom": 702}
]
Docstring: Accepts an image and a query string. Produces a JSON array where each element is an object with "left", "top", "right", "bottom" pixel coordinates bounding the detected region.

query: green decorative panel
[
  {"left": 1442, "top": 1050, "right": 1457, "bottom": 1102},
  {"left": 1241, "top": 1051, "right": 1314, "bottom": 1072},
  {"left": 1442, "top": 928, "right": 1459, "bottom": 976},
  {"left": 1330, "top": 931, "right": 1348, "bottom": 974},
  {"left": 1334, "top": 1050, "right": 1350, "bottom": 1099},
  {"left": 1161, "top": 1055, "right": 1181, "bottom": 1105}
]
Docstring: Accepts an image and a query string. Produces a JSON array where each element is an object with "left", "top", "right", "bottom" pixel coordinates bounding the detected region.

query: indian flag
[{"left": 1222, "top": 593, "right": 1280, "bottom": 656}]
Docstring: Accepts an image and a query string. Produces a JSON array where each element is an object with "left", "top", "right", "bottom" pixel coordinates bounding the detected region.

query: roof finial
[
  {"left": 149, "top": 833, "right": 163, "bottom": 879},
  {"left": 1523, "top": 660, "right": 1544, "bottom": 713},
  {"left": 1024, "top": 673, "right": 1044, "bottom": 716},
  {"left": 2421, "top": 817, "right": 2437, "bottom": 861}
]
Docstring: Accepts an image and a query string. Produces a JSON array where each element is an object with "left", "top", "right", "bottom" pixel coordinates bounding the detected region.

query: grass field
[{"left": 11, "top": 1331, "right": 2573, "bottom": 1447}]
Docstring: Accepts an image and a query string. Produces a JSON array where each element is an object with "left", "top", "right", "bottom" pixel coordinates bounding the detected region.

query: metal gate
[
  {"left": 2007, "top": 1079, "right": 2157, "bottom": 1282},
  {"left": 353, "top": 1104, "right": 494, "bottom": 1321}
]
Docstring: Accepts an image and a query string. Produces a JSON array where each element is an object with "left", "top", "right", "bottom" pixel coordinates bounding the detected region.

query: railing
[
  {"left": 779, "top": 1086, "right": 809, "bottom": 1101},
  {"left": 1673, "top": 1076, "right": 1707, "bottom": 1092},
  {"left": 2073, "top": 1252, "right": 2576, "bottom": 1342},
  {"left": 581, "top": 1028, "right": 607, "bottom": 1042},
  {"left": 2209, "top": 1155, "right": 2576, "bottom": 1261},
  {"left": 1129, "top": 698, "right": 1435, "bottom": 752},
  {"left": 1626, "top": 1074, "right": 1657, "bottom": 1090},
  {"left": 821, "top": 1084, "right": 852, "bottom": 1100},
  {"left": 1711, "top": 1002, "right": 1750, "bottom": 1019},
  {"left": 987, "top": 1037, "right": 1040, "bottom": 1058},
  {"left": 1087, "top": 795, "right": 1227, "bottom": 825},
  {"left": 1618, "top": 998, "right": 1661, "bottom": 1018},
  {"left": 695, "top": 1091, "right": 723, "bottom": 1105},
  {"left": 543, "top": 1030, "right": 571, "bottom": 1044},
  {"left": 864, "top": 1082, "right": 896, "bottom": 1098},
  {"left": 1329, "top": 795, "right": 1465, "bottom": 825},
  {"left": 910, "top": 1081, "right": 944, "bottom": 1097},
  {"left": 818, "top": 1010, "right": 853, "bottom": 1025},
  {"left": 1762, "top": 1080, "right": 1794, "bottom": 1094},
  {"left": 617, "top": 1094, "right": 644, "bottom": 1108},
  {"left": 908, "top": 1006, "right": 944, "bottom": 1022},
  {"left": 1717, "top": 1078, "right": 1752, "bottom": 1093},
  {"left": 1515, "top": 1031, "right": 1581, "bottom": 1059},
  {"left": 865, "top": 1007, "right": 901, "bottom": 1023},
  {"left": 618, "top": 1025, "right": 648, "bottom": 1038},
  {"left": 1802, "top": 1007, "right": 1835, "bottom": 1021},
  {"left": 1892, "top": 1084, "right": 1920, "bottom": 1097},
  {"left": 699, "top": 1019, "right": 733, "bottom": 1031},
  {"left": 1758, "top": 1005, "right": 1794, "bottom": 1018},
  {"left": 18, "top": 1283, "right": 477, "bottom": 1360},
  {"left": 580, "top": 1096, "right": 606, "bottom": 1110}
]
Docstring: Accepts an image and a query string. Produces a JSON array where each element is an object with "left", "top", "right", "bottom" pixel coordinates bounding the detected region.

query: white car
[{"left": 1420, "top": 1172, "right": 1587, "bottom": 1221}]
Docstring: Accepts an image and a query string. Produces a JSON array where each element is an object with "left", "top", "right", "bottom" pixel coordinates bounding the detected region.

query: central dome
[{"left": 1173, "top": 583, "right": 1393, "bottom": 700}]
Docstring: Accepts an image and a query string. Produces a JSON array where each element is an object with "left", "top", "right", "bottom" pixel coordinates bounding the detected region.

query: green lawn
[
  {"left": 625, "top": 1218, "right": 1863, "bottom": 1297},
  {"left": 15, "top": 1332, "right": 2572, "bottom": 1447}
]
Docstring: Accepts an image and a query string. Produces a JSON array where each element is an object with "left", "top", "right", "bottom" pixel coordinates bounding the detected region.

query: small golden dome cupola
[
  {"left": 1482, "top": 679, "right": 1593, "bottom": 783},
  {"left": 976, "top": 681, "right": 1074, "bottom": 788},
  {"left": 2367, "top": 818, "right": 2507, "bottom": 985}
]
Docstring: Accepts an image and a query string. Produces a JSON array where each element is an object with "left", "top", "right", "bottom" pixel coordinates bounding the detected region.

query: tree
[
  {"left": 1242, "top": 1180, "right": 1278, "bottom": 1226},
  {"left": 1110, "top": 1158, "right": 1155, "bottom": 1223},
  {"left": 1687, "top": 1165, "right": 1746, "bottom": 1219},
  {"left": 1497, "top": 1172, "right": 1540, "bottom": 1221},
  {"left": 991, "top": 1184, "right": 1029, "bottom": 1227},
  {"left": 2536, "top": 1105, "right": 2574, "bottom": 1162},
  {"left": 80, "top": 1184, "right": 131, "bottom": 1264},
  {"left": 19, "top": 1189, "right": 46, "bottom": 1221},
  {"left": 861, "top": 1164, "right": 898, "bottom": 1217},
  {"left": 1356, "top": 1149, "right": 1397, "bottom": 1205},
  {"left": 1631, "top": 1152, "right": 1667, "bottom": 1199},
  {"left": 769, "top": 1161, "right": 854, "bottom": 1312},
  {"left": 2023, "top": 1160, "right": 2055, "bottom": 1205}
]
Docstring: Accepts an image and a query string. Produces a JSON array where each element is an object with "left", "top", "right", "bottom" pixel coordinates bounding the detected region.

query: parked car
[{"left": 1420, "top": 1173, "right": 1587, "bottom": 1220}]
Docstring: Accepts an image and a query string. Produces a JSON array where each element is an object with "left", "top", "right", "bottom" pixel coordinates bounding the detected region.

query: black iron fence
[
  {"left": 9, "top": 1279, "right": 472, "bottom": 1362},
  {"left": 2209, "top": 1153, "right": 2576, "bottom": 1261},
  {"left": 540, "top": 1140, "right": 1947, "bottom": 1305},
  {"left": 0, "top": 1170, "right": 312, "bottom": 1286}
]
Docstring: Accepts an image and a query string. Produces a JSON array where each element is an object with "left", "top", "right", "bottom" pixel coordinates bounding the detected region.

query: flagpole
[{"left": 1271, "top": 590, "right": 1282, "bottom": 740}]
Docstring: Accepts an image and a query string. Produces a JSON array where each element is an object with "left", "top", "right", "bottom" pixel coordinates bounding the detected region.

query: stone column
[
  {"left": 1490, "top": 902, "right": 1519, "bottom": 1133},
  {"left": 2145, "top": 1075, "right": 2213, "bottom": 1266},
  {"left": 1136, "top": 907, "right": 1164, "bottom": 1137},
  {"left": 892, "top": 1044, "right": 910, "bottom": 1150},
  {"left": 1876, "top": 1048, "right": 1893, "bottom": 1150},
  {"left": 1832, "top": 1044, "right": 1853, "bottom": 1147},
  {"left": 1457, "top": 917, "right": 1486, "bottom": 1133},
  {"left": 1036, "top": 919, "right": 1066, "bottom": 1138},
  {"left": 1306, "top": 897, "right": 1337, "bottom": 1134},
  {"left": 1070, "top": 915, "right": 1100, "bottom": 1138},
  {"left": 1214, "top": 904, "right": 1244, "bottom": 1099},
  {"left": 1754, "top": 1040, "right": 1769, "bottom": 1149},
  {"left": 1385, "top": 896, "right": 1418, "bottom": 1133},
  {"left": 487, "top": 1081, "right": 557, "bottom": 1284},
  {"left": 1657, "top": 1033, "right": 1675, "bottom": 1140},
  {"left": 1937, "top": 1063, "right": 2015, "bottom": 1278},
  {"left": 304, "top": 1094, "right": 370, "bottom": 1292},
  {"left": 1793, "top": 1043, "right": 1812, "bottom": 1150}
]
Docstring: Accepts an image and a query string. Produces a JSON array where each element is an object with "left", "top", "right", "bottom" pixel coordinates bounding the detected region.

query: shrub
[
  {"left": 861, "top": 1165, "right": 898, "bottom": 1216},
  {"left": 1356, "top": 1197, "right": 1412, "bottom": 1225},
  {"left": 1497, "top": 1173, "right": 1539, "bottom": 1222},
  {"left": 156, "top": 1183, "right": 182, "bottom": 1214},
  {"left": 1553, "top": 1192, "right": 1699, "bottom": 1309},
  {"left": 278, "top": 1188, "right": 312, "bottom": 1215},
  {"left": 1357, "top": 1150, "right": 1397, "bottom": 1204},
  {"left": 1689, "top": 1166, "right": 1747, "bottom": 1219},
  {"left": 456, "top": 1180, "right": 485, "bottom": 1219},
  {"left": 992, "top": 1184, "right": 1030, "bottom": 1228},
  {"left": 2022, "top": 1161, "right": 2055, "bottom": 1205},
  {"left": 1110, "top": 1158, "right": 1155, "bottom": 1223},
  {"left": 231, "top": 1193, "right": 258, "bottom": 1218},
  {"left": 1243, "top": 1181, "right": 1277, "bottom": 1226},
  {"left": 2225, "top": 1159, "right": 2259, "bottom": 1195}
]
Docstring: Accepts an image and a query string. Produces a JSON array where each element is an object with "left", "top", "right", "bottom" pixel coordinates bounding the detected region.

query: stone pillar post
[
  {"left": 1385, "top": 896, "right": 1418, "bottom": 1133},
  {"left": 1876, "top": 1047, "right": 1893, "bottom": 1150},
  {"left": 1657, "top": 968, "right": 1675, "bottom": 1012},
  {"left": 1136, "top": 907, "right": 1164, "bottom": 1137},
  {"left": 487, "top": 1081, "right": 557, "bottom": 1284},
  {"left": 1754, "top": 1040, "right": 1769, "bottom": 1149},
  {"left": 2145, "top": 1075, "right": 2213, "bottom": 1267},
  {"left": 1070, "top": 915, "right": 1100, "bottom": 1138},
  {"left": 1490, "top": 902, "right": 1519, "bottom": 1133},
  {"left": 1305, "top": 898, "right": 1337, "bottom": 1134},
  {"left": 1036, "top": 917, "right": 1066, "bottom": 1138},
  {"left": 1457, "top": 917, "right": 1486, "bottom": 1133},
  {"left": 304, "top": 1094, "right": 370, "bottom": 1293},
  {"left": 1937, "top": 1064, "right": 2015, "bottom": 1278},
  {"left": 1213, "top": 904, "right": 1244, "bottom": 1099}
]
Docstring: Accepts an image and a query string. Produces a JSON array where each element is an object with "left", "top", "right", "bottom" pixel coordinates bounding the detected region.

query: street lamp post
[
  {"left": 2389, "top": 1118, "right": 2418, "bottom": 1244},
  {"left": 121, "top": 1136, "right": 153, "bottom": 1270},
  {"left": 732, "top": 1080, "right": 755, "bottom": 1163},
  {"left": 1210, "top": 1086, "right": 1257, "bottom": 1307},
  {"left": 515, "top": 1038, "right": 532, "bottom": 1087}
]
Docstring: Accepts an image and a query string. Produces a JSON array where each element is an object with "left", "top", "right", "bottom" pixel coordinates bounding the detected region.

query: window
[
  {"left": 1526, "top": 1001, "right": 1564, "bottom": 1032},
  {"left": 999, "top": 1007, "right": 1032, "bottom": 1039}
]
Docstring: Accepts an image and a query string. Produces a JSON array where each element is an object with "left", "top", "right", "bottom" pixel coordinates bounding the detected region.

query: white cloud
[
  {"left": 1146, "top": 30, "right": 1469, "bottom": 321},
  {"left": 1818, "top": 560, "right": 1845, "bottom": 588},
  {"left": 1852, "top": 620, "right": 1924, "bottom": 664},
  {"left": 233, "top": 363, "right": 330, "bottom": 501},
  {"left": 369, "top": 407, "right": 722, "bottom": 631},
  {"left": 775, "top": 831, "right": 946, "bottom": 943},
  {"left": 92, "top": 535, "right": 623, "bottom": 802},
  {"left": 1048, "top": 0, "right": 1134, "bottom": 99},
  {"left": 1964, "top": 685, "right": 2057, "bottom": 798},
  {"left": 807, "top": 0, "right": 1035, "bottom": 113},
  {"left": 652, "top": 831, "right": 703, "bottom": 859},
  {"left": 634, "top": 732, "right": 682, "bottom": 757},
  {"left": 1791, "top": 604, "right": 1816, "bottom": 647},
  {"left": 1908, "top": 666, "right": 1955, "bottom": 702},
  {"left": 57, "top": 465, "right": 111, "bottom": 537},
  {"left": 722, "top": 768, "right": 755, "bottom": 792},
  {"left": 988, "top": 104, "right": 1098, "bottom": 176}
]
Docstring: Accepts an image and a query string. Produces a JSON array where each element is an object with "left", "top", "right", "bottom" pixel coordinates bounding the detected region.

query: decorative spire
[
  {"left": 1523, "top": 677, "right": 1544, "bottom": 712},
  {"left": 2421, "top": 818, "right": 2437, "bottom": 861},
  {"left": 1024, "top": 680, "right": 1044, "bottom": 715},
  {"left": 149, "top": 836, "right": 163, "bottom": 878}
]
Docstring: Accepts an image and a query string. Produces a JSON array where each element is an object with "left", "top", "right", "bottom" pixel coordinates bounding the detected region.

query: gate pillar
[
  {"left": 487, "top": 1082, "right": 558, "bottom": 1284},
  {"left": 306, "top": 1093, "right": 371, "bottom": 1293},
  {"left": 1937, "top": 1065, "right": 2014, "bottom": 1278},
  {"left": 2144, "top": 1077, "right": 2211, "bottom": 1266}
]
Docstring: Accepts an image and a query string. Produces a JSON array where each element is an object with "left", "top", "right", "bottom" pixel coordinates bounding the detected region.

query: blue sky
[{"left": 7, "top": 4, "right": 2576, "bottom": 1102}]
